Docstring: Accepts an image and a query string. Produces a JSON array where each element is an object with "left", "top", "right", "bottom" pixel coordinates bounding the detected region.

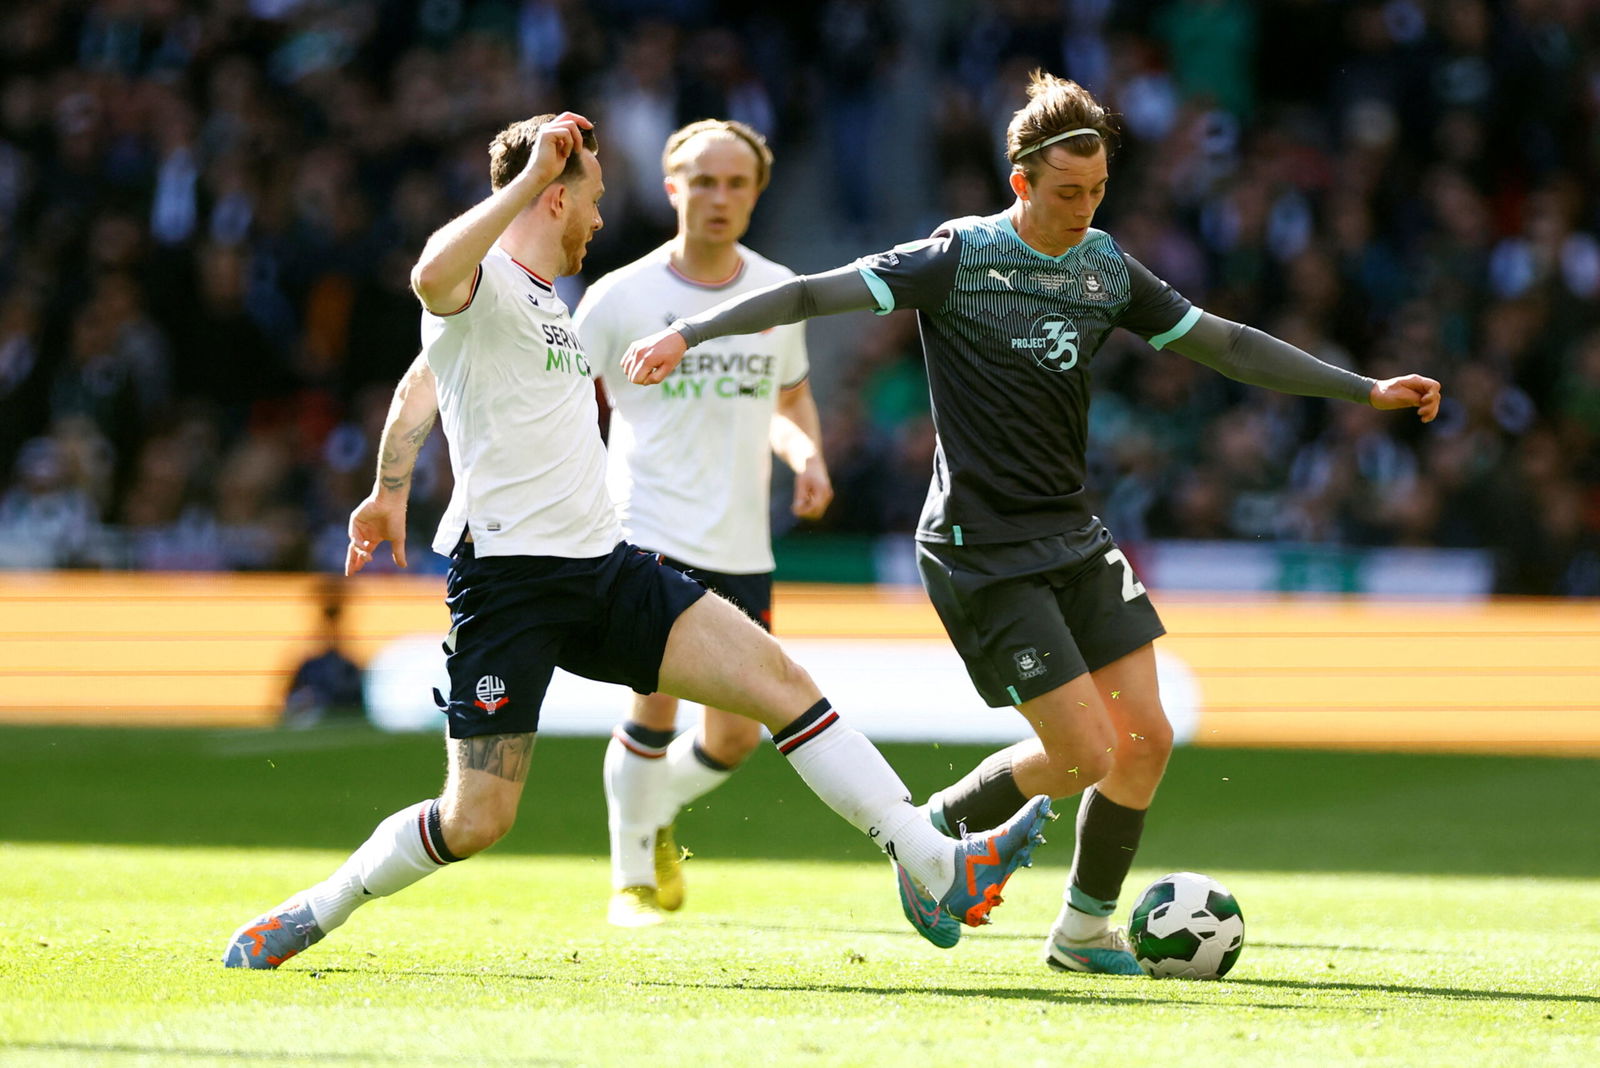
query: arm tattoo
[
  {"left": 456, "top": 732, "right": 536, "bottom": 783},
  {"left": 402, "top": 413, "right": 436, "bottom": 449},
  {"left": 377, "top": 411, "right": 436, "bottom": 492}
]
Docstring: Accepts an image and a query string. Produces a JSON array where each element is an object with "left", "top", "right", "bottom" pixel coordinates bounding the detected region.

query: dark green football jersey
[{"left": 855, "top": 213, "right": 1199, "bottom": 545}]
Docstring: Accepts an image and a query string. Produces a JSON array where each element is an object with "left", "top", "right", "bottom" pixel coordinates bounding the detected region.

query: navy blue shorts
[
  {"left": 656, "top": 555, "right": 773, "bottom": 632},
  {"left": 440, "top": 540, "right": 708, "bottom": 738},
  {"left": 917, "top": 519, "right": 1165, "bottom": 708}
]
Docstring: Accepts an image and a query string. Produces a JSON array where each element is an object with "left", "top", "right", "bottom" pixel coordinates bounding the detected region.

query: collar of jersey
[
  {"left": 499, "top": 248, "right": 554, "bottom": 293},
  {"left": 996, "top": 215, "right": 1105, "bottom": 264},
  {"left": 664, "top": 249, "right": 748, "bottom": 290}
]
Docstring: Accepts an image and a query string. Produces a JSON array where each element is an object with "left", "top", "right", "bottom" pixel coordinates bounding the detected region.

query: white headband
[{"left": 1015, "top": 127, "right": 1101, "bottom": 159}]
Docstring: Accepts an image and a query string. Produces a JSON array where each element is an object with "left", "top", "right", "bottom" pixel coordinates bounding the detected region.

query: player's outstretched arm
[
  {"left": 1165, "top": 312, "right": 1442, "bottom": 419},
  {"left": 347, "top": 353, "right": 439, "bottom": 576},
  {"left": 622, "top": 267, "right": 877, "bottom": 385},
  {"left": 410, "top": 111, "right": 591, "bottom": 315},
  {"left": 1369, "top": 374, "right": 1442, "bottom": 422}
]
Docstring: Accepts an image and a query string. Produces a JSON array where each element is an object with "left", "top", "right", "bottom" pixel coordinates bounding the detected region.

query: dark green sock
[
  {"left": 930, "top": 753, "right": 1026, "bottom": 834},
  {"left": 1069, "top": 787, "right": 1146, "bottom": 905}
]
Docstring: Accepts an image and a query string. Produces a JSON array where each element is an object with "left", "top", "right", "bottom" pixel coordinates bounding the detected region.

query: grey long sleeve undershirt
[
  {"left": 1164, "top": 313, "right": 1376, "bottom": 404},
  {"left": 671, "top": 269, "right": 1376, "bottom": 406},
  {"left": 670, "top": 267, "right": 878, "bottom": 347}
]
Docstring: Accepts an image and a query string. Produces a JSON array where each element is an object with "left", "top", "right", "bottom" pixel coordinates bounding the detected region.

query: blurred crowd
[{"left": 1, "top": 0, "right": 1597, "bottom": 594}]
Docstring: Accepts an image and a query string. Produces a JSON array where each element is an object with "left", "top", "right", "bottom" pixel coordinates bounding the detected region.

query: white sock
[
  {"left": 1052, "top": 884, "right": 1116, "bottom": 941},
  {"left": 775, "top": 702, "right": 956, "bottom": 898},
  {"left": 658, "top": 731, "right": 734, "bottom": 824},
  {"left": 1053, "top": 903, "right": 1112, "bottom": 941},
  {"left": 304, "top": 799, "right": 456, "bottom": 931},
  {"left": 604, "top": 726, "right": 671, "bottom": 890}
]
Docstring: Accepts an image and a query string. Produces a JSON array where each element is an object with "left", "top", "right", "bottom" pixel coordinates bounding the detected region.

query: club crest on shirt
[
  {"left": 1081, "top": 270, "right": 1109, "bottom": 302},
  {"left": 474, "top": 675, "right": 508, "bottom": 713},
  {"left": 1013, "top": 648, "right": 1047, "bottom": 680}
]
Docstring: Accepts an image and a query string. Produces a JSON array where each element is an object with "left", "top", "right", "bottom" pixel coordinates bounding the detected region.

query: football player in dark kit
[{"left": 623, "top": 71, "right": 1442, "bottom": 974}]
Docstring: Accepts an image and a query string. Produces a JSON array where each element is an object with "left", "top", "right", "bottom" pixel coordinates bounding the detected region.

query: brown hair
[
  {"left": 488, "top": 114, "right": 599, "bottom": 191},
  {"left": 661, "top": 119, "right": 773, "bottom": 191},
  {"left": 1005, "top": 71, "right": 1115, "bottom": 184}
]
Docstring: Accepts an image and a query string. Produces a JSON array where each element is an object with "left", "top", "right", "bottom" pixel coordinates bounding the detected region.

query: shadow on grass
[
  {"left": 4, "top": 725, "right": 1598, "bottom": 878},
  {"left": 964, "top": 931, "right": 1439, "bottom": 957},
  {"left": 302, "top": 965, "right": 1237, "bottom": 1010},
  {"left": 1243, "top": 939, "right": 1434, "bottom": 955},
  {"left": 302, "top": 963, "right": 1597, "bottom": 1010},
  {"left": 0, "top": 1041, "right": 562, "bottom": 1066},
  {"left": 1223, "top": 976, "right": 1600, "bottom": 1006}
]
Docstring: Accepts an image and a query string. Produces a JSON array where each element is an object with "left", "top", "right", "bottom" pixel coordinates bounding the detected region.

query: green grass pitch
[{"left": 2, "top": 725, "right": 1597, "bottom": 1066}]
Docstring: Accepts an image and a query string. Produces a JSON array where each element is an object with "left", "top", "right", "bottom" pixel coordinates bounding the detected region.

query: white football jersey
[
  {"left": 426, "top": 244, "right": 621, "bottom": 559},
  {"left": 576, "top": 244, "right": 810, "bottom": 574}
]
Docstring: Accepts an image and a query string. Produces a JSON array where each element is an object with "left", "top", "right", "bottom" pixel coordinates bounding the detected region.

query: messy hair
[
  {"left": 488, "top": 114, "right": 599, "bottom": 191},
  {"left": 1005, "top": 71, "right": 1115, "bottom": 185}
]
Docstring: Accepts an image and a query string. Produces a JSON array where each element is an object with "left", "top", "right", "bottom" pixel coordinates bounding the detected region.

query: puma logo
[{"left": 986, "top": 268, "right": 1016, "bottom": 290}]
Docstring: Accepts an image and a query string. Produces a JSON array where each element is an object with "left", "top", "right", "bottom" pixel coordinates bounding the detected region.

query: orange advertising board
[{"left": 1, "top": 573, "right": 1595, "bottom": 754}]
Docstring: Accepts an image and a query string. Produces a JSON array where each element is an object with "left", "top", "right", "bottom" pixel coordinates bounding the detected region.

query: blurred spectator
[
  {"left": 0, "top": 0, "right": 1594, "bottom": 595},
  {"left": 816, "top": 0, "right": 899, "bottom": 231},
  {"left": 283, "top": 579, "right": 366, "bottom": 728},
  {"left": 0, "top": 432, "right": 107, "bottom": 569}
]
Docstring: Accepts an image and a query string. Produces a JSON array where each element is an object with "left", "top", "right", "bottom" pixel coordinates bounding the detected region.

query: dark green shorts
[{"left": 916, "top": 519, "right": 1165, "bottom": 708}]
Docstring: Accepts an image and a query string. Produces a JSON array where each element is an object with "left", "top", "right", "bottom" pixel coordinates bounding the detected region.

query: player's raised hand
[
  {"left": 622, "top": 327, "right": 689, "bottom": 385},
  {"left": 523, "top": 111, "right": 592, "bottom": 186},
  {"left": 792, "top": 457, "right": 834, "bottom": 520},
  {"left": 345, "top": 493, "right": 409, "bottom": 576},
  {"left": 1369, "top": 374, "right": 1443, "bottom": 423}
]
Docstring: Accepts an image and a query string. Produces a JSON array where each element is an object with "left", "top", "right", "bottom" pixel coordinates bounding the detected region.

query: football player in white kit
[
  {"left": 575, "top": 119, "right": 834, "bottom": 927},
  {"left": 222, "top": 112, "right": 1051, "bottom": 970}
]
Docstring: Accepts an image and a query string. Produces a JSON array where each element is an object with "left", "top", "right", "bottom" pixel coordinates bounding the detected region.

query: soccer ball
[{"left": 1129, "top": 872, "right": 1245, "bottom": 979}]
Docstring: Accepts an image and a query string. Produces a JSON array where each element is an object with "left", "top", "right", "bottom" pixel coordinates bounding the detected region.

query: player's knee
[
  {"left": 1036, "top": 746, "right": 1114, "bottom": 797},
  {"left": 1075, "top": 747, "right": 1116, "bottom": 789},
  {"left": 631, "top": 691, "right": 679, "bottom": 731},
  {"left": 704, "top": 729, "right": 760, "bottom": 768},
  {"left": 1142, "top": 714, "right": 1175, "bottom": 759},
  {"left": 772, "top": 648, "right": 817, "bottom": 699},
  {"left": 1116, "top": 713, "right": 1173, "bottom": 771},
  {"left": 440, "top": 801, "right": 516, "bottom": 857}
]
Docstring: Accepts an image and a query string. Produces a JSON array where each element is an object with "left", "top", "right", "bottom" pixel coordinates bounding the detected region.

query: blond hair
[{"left": 661, "top": 119, "right": 773, "bottom": 191}]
